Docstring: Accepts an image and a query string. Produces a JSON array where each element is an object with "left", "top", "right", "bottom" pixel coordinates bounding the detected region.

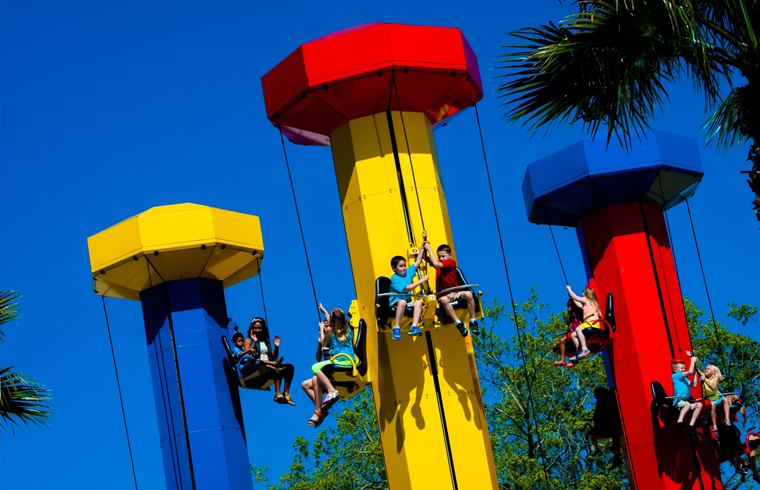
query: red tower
[{"left": 523, "top": 131, "right": 721, "bottom": 489}]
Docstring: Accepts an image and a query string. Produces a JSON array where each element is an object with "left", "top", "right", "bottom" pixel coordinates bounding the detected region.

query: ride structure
[
  {"left": 88, "top": 203, "right": 264, "bottom": 490},
  {"left": 523, "top": 131, "right": 721, "bottom": 489},
  {"left": 262, "top": 23, "right": 497, "bottom": 490}
]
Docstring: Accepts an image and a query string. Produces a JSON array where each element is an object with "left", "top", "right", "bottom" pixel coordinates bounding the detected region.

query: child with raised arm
[
  {"left": 672, "top": 352, "right": 703, "bottom": 434},
  {"left": 566, "top": 282, "right": 602, "bottom": 361},
  {"left": 698, "top": 364, "right": 732, "bottom": 432},
  {"left": 554, "top": 299, "right": 584, "bottom": 368},
  {"left": 421, "top": 231, "right": 475, "bottom": 337},
  {"left": 388, "top": 249, "right": 428, "bottom": 341}
]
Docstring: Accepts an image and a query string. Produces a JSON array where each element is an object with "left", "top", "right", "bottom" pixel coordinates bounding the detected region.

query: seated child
[
  {"left": 304, "top": 308, "right": 355, "bottom": 427},
  {"left": 231, "top": 332, "right": 256, "bottom": 369},
  {"left": 421, "top": 231, "right": 476, "bottom": 336},
  {"left": 566, "top": 282, "right": 602, "bottom": 361},
  {"left": 671, "top": 352, "right": 704, "bottom": 434},
  {"left": 388, "top": 250, "right": 428, "bottom": 341},
  {"left": 698, "top": 364, "right": 732, "bottom": 432},
  {"left": 554, "top": 299, "right": 584, "bottom": 368}
]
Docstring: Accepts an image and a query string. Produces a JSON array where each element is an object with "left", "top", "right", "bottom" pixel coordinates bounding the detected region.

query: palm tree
[
  {"left": 496, "top": 0, "right": 760, "bottom": 221},
  {"left": 0, "top": 290, "right": 52, "bottom": 430}
]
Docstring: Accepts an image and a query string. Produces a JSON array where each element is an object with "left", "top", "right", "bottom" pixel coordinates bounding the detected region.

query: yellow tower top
[{"left": 88, "top": 203, "right": 264, "bottom": 300}]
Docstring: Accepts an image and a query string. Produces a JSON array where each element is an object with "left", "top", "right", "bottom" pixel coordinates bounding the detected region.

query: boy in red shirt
[{"left": 422, "top": 232, "right": 478, "bottom": 336}]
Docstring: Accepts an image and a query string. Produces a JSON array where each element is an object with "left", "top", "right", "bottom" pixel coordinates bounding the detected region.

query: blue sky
[{"left": 2, "top": 2, "right": 758, "bottom": 488}]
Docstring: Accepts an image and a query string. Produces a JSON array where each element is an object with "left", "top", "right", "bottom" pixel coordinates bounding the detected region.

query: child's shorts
[
  {"left": 312, "top": 358, "right": 353, "bottom": 374},
  {"left": 709, "top": 395, "right": 725, "bottom": 406},
  {"left": 442, "top": 291, "right": 466, "bottom": 302},
  {"left": 390, "top": 299, "right": 415, "bottom": 309},
  {"left": 676, "top": 399, "right": 701, "bottom": 411}
]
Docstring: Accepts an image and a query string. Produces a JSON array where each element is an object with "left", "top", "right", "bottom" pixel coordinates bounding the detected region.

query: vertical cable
[
  {"left": 685, "top": 201, "right": 729, "bottom": 379},
  {"left": 257, "top": 256, "right": 269, "bottom": 327},
  {"left": 543, "top": 206, "right": 568, "bottom": 285},
  {"left": 474, "top": 103, "right": 551, "bottom": 490},
  {"left": 392, "top": 76, "right": 426, "bottom": 232},
  {"left": 101, "top": 296, "right": 139, "bottom": 490},
  {"left": 144, "top": 258, "right": 183, "bottom": 489},
  {"left": 278, "top": 125, "right": 322, "bottom": 322}
]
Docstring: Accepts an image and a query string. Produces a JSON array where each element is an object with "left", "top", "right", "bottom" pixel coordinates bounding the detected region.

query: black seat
[
  {"left": 651, "top": 380, "right": 679, "bottom": 427},
  {"left": 716, "top": 419, "right": 749, "bottom": 463},
  {"left": 375, "top": 277, "right": 414, "bottom": 328},
  {"left": 322, "top": 319, "right": 368, "bottom": 397},
  {"left": 221, "top": 335, "right": 273, "bottom": 391},
  {"left": 437, "top": 268, "right": 482, "bottom": 324}
]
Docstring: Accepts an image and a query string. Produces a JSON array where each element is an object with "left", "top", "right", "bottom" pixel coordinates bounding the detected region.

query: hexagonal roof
[
  {"left": 261, "top": 22, "right": 483, "bottom": 146},
  {"left": 522, "top": 131, "right": 704, "bottom": 227},
  {"left": 88, "top": 203, "right": 264, "bottom": 300}
]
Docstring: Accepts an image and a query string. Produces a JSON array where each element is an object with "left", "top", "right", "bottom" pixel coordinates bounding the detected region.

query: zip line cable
[
  {"left": 543, "top": 207, "right": 569, "bottom": 285},
  {"left": 392, "top": 76, "right": 426, "bottom": 233},
  {"left": 685, "top": 201, "right": 729, "bottom": 380},
  {"left": 473, "top": 103, "right": 551, "bottom": 490},
  {"left": 257, "top": 256, "right": 269, "bottom": 327},
  {"left": 278, "top": 125, "right": 322, "bottom": 322},
  {"left": 655, "top": 174, "right": 683, "bottom": 352},
  {"left": 143, "top": 258, "right": 183, "bottom": 489},
  {"left": 101, "top": 296, "right": 139, "bottom": 490}
]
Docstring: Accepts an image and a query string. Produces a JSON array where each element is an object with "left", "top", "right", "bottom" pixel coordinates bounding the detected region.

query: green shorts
[{"left": 312, "top": 358, "right": 353, "bottom": 374}]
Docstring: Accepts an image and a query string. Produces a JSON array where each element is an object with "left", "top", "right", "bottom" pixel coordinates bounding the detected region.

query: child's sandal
[
  {"left": 307, "top": 410, "right": 328, "bottom": 428},
  {"left": 283, "top": 393, "right": 296, "bottom": 406},
  {"left": 273, "top": 393, "right": 286, "bottom": 404},
  {"left": 725, "top": 419, "right": 732, "bottom": 427},
  {"left": 553, "top": 361, "right": 567, "bottom": 367}
]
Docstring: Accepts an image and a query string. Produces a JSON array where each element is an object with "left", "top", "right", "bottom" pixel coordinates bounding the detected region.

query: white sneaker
[{"left": 576, "top": 348, "right": 591, "bottom": 359}]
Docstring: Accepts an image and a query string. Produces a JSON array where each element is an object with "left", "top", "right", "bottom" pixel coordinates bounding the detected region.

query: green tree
[
  {"left": 0, "top": 290, "right": 52, "bottom": 430},
  {"left": 496, "top": 0, "right": 760, "bottom": 220},
  {"left": 685, "top": 298, "right": 760, "bottom": 489},
  {"left": 258, "top": 291, "right": 759, "bottom": 489}
]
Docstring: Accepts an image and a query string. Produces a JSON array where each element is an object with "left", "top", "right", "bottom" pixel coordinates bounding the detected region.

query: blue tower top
[{"left": 522, "top": 131, "right": 703, "bottom": 227}]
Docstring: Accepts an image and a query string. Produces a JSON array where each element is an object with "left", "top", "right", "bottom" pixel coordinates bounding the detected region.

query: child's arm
[
  {"left": 700, "top": 371, "right": 720, "bottom": 391},
  {"left": 424, "top": 242, "right": 444, "bottom": 269},
  {"left": 566, "top": 285, "right": 588, "bottom": 305},
  {"left": 404, "top": 275, "right": 429, "bottom": 292},
  {"left": 318, "top": 302, "right": 330, "bottom": 321},
  {"left": 686, "top": 355, "right": 699, "bottom": 381},
  {"left": 414, "top": 247, "right": 425, "bottom": 269}
]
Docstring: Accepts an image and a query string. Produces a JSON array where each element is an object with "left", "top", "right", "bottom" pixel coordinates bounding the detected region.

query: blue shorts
[{"left": 710, "top": 396, "right": 725, "bottom": 406}]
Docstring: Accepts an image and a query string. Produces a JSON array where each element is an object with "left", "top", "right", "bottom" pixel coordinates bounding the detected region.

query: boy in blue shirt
[
  {"left": 231, "top": 332, "right": 256, "bottom": 369},
  {"left": 671, "top": 352, "right": 703, "bottom": 434},
  {"left": 388, "top": 250, "right": 428, "bottom": 341}
]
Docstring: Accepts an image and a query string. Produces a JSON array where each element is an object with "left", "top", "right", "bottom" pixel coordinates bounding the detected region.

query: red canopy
[{"left": 261, "top": 23, "right": 483, "bottom": 146}]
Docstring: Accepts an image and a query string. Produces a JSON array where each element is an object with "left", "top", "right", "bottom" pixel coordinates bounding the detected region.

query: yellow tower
[{"left": 262, "top": 23, "right": 498, "bottom": 490}]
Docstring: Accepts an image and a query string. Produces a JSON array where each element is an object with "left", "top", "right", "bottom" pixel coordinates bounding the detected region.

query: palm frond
[
  {"left": 0, "top": 367, "right": 53, "bottom": 431},
  {"left": 496, "top": 0, "right": 731, "bottom": 147},
  {"left": 0, "top": 290, "right": 21, "bottom": 342},
  {"left": 703, "top": 85, "right": 751, "bottom": 150}
]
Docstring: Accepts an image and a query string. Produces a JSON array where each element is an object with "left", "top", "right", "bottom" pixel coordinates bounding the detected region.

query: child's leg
[
  {"left": 463, "top": 291, "right": 476, "bottom": 320},
  {"left": 742, "top": 406, "right": 747, "bottom": 424},
  {"left": 571, "top": 332, "right": 579, "bottom": 350},
  {"left": 394, "top": 300, "right": 407, "bottom": 327},
  {"left": 315, "top": 371, "right": 337, "bottom": 396},
  {"left": 677, "top": 402, "right": 691, "bottom": 423},
  {"left": 439, "top": 296, "right": 460, "bottom": 323},
  {"left": 574, "top": 326, "right": 588, "bottom": 350},
  {"left": 689, "top": 403, "right": 702, "bottom": 425},
  {"left": 723, "top": 397, "right": 731, "bottom": 423},
  {"left": 301, "top": 377, "right": 317, "bottom": 405},
  {"left": 710, "top": 403, "right": 717, "bottom": 428},
  {"left": 558, "top": 338, "right": 566, "bottom": 361},
  {"left": 412, "top": 300, "right": 423, "bottom": 325}
]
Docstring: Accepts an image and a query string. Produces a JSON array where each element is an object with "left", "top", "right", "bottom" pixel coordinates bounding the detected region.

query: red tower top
[{"left": 261, "top": 22, "right": 483, "bottom": 146}]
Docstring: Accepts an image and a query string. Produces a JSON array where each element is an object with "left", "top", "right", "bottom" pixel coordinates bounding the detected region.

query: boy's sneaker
[
  {"left": 392, "top": 327, "right": 402, "bottom": 341},
  {"left": 469, "top": 320, "right": 480, "bottom": 336},
  {"left": 456, "top": 321, "right": 469, "bottom": 338},
  {"left": 408, "top": 326, "right": 422, "bottom": 337}
]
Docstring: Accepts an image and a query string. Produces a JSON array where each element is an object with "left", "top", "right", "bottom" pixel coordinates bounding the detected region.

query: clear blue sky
[{"left": 2, "top": 2, "right": 758, "bottom": 488}]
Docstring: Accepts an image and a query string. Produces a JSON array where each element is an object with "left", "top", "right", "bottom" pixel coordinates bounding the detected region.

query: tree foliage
[
  {"left": 256, "top": 290, "right": 759, "bottom": 489},
  {"left": 0, "top": 290, "right": 52, "bottom": 431},
  {"left": 495, "top": 0, "right": 760, "bottom": 220}
]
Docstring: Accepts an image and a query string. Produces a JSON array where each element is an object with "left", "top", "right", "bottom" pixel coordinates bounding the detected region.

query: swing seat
[
  {"left": 650, "top": 381, "right": 681, "bottom": 428},
  {"left": 435, "top": 268, "right": 483, "bottom": 325},
  {"left": 221, "top": 335, "right": 274, "bottom": 391},
  {"left": 322, "top": 318, "right": 369, "bottom": 399},
  {"left": 552, "top": 293, "right": 616, "bottom": 358},
  {"left": 585, "top": 387, "right": 623, "bottom": 449},
  {"left": 375, "top": 277, "right": 430, "bottom": 331}
]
